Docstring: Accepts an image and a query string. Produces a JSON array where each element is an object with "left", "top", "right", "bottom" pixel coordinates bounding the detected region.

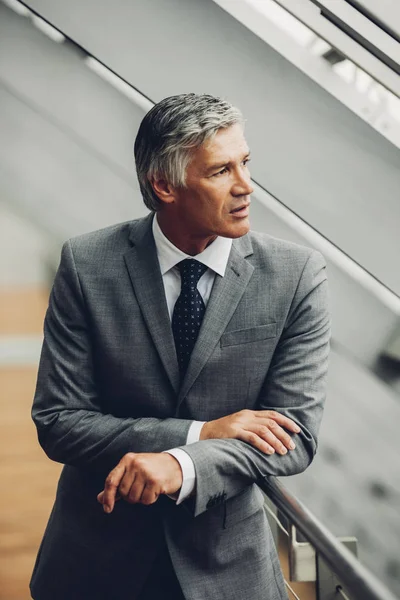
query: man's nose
[{"left": 232, "top": 169, "right": 254, "bottom": 196}]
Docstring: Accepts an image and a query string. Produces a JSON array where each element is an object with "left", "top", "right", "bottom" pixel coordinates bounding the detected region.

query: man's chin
[{"left": 223, "top": 219, "right": 250, "bottom": 239}]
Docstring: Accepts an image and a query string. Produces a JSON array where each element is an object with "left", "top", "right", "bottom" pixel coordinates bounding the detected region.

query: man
[{"left": 31, "top": 93, "right": 330, "bottom": 600}]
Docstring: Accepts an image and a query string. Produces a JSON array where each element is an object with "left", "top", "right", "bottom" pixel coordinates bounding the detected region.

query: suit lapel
[
  {"left": 177, "top": 235, "right": 254, "bottom": 406},
  {"left": 124, "top": 214, "right": 180, "bottom": 395}
]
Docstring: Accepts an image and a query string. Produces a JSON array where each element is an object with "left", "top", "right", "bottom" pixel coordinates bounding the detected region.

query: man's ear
[{"left": 150, "top": 177, "right": 177, "bottom": 205}]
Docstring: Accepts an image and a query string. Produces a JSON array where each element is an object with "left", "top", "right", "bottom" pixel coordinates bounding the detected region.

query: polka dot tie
[{"left": 172, "top": 259, "right": 208, "bottom": 379}]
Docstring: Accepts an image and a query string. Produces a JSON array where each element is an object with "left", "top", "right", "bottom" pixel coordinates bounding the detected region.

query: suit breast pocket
[{"left": 220, "top": 323, "right": 277, "bottom": 347}]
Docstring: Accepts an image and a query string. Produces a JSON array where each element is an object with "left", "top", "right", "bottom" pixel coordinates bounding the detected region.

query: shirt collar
[{"left": 152, "top": 213, "right": 232, "bottom": 277}]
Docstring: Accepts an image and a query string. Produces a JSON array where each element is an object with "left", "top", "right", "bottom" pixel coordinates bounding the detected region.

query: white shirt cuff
[
  {"left": 186, "top": 420, "right": 206, "bottom": 444},
  {"left": 162, "top": 421, "right": 205, "bottom": 504},
  {"left": 163, "top": 448, "right": 196, "bottom": 504}
]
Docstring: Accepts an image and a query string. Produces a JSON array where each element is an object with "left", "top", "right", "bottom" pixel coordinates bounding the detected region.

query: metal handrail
[{"left": 260, "top": 476, "right": 398, "bottom": 600}]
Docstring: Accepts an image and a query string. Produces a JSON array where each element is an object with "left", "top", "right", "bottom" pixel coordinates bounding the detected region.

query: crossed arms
[
  {"left": 96, "top": 409, "right": 301, "bottom": 512},
  {"left": 32, "top": 240, "right": 330, "bottom": 517}
]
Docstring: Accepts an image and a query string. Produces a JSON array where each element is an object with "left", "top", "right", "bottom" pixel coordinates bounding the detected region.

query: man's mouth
[{"left": 230, "top": 203, "right": 250, "bottom": 217}]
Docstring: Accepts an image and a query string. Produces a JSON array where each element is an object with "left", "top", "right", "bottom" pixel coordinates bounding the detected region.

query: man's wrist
[
  {"left": 199, "top": 421, "right": 210, "bottom": 440},
  {"left": 163, "top": 448, "right": 196, "bottom": 504}
]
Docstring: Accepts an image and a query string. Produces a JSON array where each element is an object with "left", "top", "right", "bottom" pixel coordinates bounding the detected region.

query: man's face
[{"left": 171, "top": 123, "right": 254, "bottom": 243}]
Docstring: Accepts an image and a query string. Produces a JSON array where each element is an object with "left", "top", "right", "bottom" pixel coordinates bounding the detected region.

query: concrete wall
[
  {"left": 0, "top": 2, "right": 148, "bottom": 244},
  {"left": 22, "top": 0, "right": 400, "bottom": 297},
  {"left": 0, "top": 1, "right": 399, "bottom": 368}
]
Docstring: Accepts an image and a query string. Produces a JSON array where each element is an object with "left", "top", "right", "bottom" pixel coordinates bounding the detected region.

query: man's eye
[
  {"left": 213, "top": 168, "right": 227, "bottom": 177},
  {"left": 243, "top": 158, "right": 251, "bottom": 166}
]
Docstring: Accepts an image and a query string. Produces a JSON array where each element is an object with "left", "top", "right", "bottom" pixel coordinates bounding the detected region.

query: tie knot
[{"left": 178, "top": 259, "right": 208, "bottom": 290}]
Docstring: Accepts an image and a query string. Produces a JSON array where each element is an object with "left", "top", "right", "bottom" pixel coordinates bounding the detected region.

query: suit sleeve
[
  {"left": 32, "top": 240, "right": 192, "bottom": 473},
  {"left": 179, "top": 250, "right": 331, "bottom": 517}
]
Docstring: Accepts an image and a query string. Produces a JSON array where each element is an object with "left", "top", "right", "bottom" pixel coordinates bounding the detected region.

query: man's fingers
[
  {"left": 253, "top": 424, "right": 293, "bottom": 455},
  {"left": 259, "top": 420, "right": 296, "bottom": 450},
  {"left": 102, "top": 463, "right": 126, "bottom": 513},
  {"left": 119, "top": 472, "right": 136, "bottom": 499},
  {"left": 140, "top": 482, "right": 160, "bottom": 506},
  {"left": 255, "top": 411, "right": 301, "bottom": 433},
  {"left": 239, "top": 431, "right": 276, "bottom": 455},
  {"left": 238, "top": 419, "right": 298, "bottom": 455},
  {"left": 97, "top": 490, "right": 121, "bottom": 505},
  {"left": 99, "top": 453, "right": 168, "bottom": 510},
  {"left": 127, "top": 475, "right": 147, "bottom": 504}
]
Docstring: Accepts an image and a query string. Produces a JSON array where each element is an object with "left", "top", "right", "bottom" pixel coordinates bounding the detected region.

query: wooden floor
[{"left": 0, "top": 288, "right": 61, "bottom": 600}]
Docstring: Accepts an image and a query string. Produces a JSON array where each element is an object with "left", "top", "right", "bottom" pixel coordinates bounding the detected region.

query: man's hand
[
  {"left": 97, "top": 452, "right": 183, "bottom": 514},
  {"left": 200, "top": 409, "right": 300, "bottom": 455}
]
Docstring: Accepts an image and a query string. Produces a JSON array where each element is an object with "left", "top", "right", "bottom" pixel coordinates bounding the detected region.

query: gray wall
[
  {"left": 0, "top": 1, "right": 399, "bottom": 369},
  {"left": 0, "top": 3, "right": 148, "bottom": 243},
  {"left": 23, "top": 0, "right": 400, "bottom": 296}
]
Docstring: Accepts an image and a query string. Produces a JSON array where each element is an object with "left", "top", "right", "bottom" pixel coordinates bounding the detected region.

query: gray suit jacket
[{"left": 31, "top": 213, "right": 330, "bottom": 600}]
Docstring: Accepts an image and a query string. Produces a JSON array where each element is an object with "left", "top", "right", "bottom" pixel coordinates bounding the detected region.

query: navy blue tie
[{"left": 172, "top": 259, "right": 208, "bottom": 379}]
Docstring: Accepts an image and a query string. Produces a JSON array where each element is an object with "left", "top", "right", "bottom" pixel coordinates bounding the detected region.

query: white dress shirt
[{"left": 152, "top": 214, "right": 232, "bottom": 503}]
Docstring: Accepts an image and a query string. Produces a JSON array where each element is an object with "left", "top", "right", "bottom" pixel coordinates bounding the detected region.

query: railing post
[
  {"left": 260, "top": 478, "right": 397, "bottom": 600},
  {"left": 289, "top": 523, "right": 317, "bottom": 582},
  {"left": 316, "top": 538, "right": 358, "bottom": 600}
]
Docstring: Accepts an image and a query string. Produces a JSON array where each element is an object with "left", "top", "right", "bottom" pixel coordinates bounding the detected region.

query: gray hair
[{"left": 134, "top": 93, "right": 244, "bottom": 211}]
